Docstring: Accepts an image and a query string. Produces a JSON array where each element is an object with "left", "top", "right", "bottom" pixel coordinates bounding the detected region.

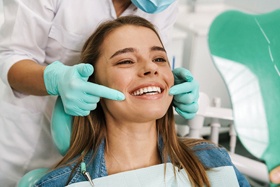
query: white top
[{"left": 0, "top": 0, "right": 178, "bottom": 86}]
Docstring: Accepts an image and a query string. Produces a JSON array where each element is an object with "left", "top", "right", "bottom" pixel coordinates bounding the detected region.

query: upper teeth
[{"left": 132, "top": 86, "right": 161, "bottom": 96}]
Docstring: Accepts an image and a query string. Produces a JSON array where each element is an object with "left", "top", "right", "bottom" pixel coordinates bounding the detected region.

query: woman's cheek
[{"left": 167, "top": 72, "right": 175, "bottom": 88}]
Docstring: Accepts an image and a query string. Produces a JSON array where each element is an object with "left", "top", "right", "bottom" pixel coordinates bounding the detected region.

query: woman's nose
[{"left": 142, "top": 61, "right": 158, "bottom": 76}]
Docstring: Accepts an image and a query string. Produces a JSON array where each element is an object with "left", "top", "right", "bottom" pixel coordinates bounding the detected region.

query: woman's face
[{"left": 94, "top": 25, "right": 174, "bottom": 123}]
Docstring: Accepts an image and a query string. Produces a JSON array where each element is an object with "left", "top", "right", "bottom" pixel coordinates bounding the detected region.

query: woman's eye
[
  {"left": 117, "top": 60, "right": 134, "bottom": 65},
  {"left": 153, "top": 58, "right": 166, "bottom": 63}
]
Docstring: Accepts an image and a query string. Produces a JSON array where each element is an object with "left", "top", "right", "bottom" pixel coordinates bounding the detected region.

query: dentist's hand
[
  {"left": 169, "top": 68, "right": 199, "bottom": 119},
  {"left": 44, "top": 61, "right": 125, "bottom": 116}
]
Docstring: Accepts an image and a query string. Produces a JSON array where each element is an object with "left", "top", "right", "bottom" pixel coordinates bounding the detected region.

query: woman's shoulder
[
  {"left": 191, "top": 141, "right": 225, "bottom": 151},
  {"left": 190, "top": 142, "right": 233, "bottom": 168},
  {"left": 34, "top": 165, "right": 77, "bottom": 187},
  {"left": 34, "top": 146, "right": 105, "bottom": 186}
]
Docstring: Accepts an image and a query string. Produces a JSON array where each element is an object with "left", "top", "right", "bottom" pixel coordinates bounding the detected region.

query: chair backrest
[
  {"left": 208, "top": 9, "right": 280, "bottom": 174},
  {"left": 51, "top": 96, "right": 73, "bottom": 156}
]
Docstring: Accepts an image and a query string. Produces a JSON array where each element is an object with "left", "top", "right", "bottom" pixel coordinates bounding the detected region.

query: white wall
[
  {"left": 179, "top": 0, "right": 224, "bottom": 5},
  {"left": 0, "top": 0, "right": 3, "bottom": 27},
  {"left": 225, "top": 0, "right": 280, "bottom": 13},
  {"left": 180, "top": 0, "right": 280, "bottom": 13},
  {"left": 0, "top": 0, "right": 5, "bottom": 94}
]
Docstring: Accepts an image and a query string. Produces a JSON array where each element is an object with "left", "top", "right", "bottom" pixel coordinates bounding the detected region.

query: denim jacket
[{"left": 34, "top": 140, "right": 250, "bottom": 187}]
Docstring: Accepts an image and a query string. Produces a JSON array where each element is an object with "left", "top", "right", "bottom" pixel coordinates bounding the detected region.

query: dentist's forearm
[{"left": 8, "top": 59, "right": 48, "bottom": 96}]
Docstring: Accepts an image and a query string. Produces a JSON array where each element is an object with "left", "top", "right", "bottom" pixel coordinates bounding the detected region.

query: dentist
[{"left": 0, "top": 0, "right": 199, "bottom": 186}]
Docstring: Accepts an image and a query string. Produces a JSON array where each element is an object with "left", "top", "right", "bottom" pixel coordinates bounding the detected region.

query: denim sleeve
[
  {"left": 192, "top": 143, "right": 251, "bottom": 187},
  {"left": 33, "top": 165, "right": 85, "bottom": 187},
  {"left": 33, "top": 167, "right": 71, "bottom": 187}
]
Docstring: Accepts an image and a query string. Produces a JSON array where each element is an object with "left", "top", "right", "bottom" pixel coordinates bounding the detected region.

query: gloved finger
[
  {"left": 64, "top": 105, "right": 92, "bottom": 116},
  {"left": 84, "top": 83, "right": 125, "bottom": 101},
  {"left": 63, "top": 97, "right": 98, "bottom": 115},
  {"left": 169, "top": 81, "right": 196, "bottom": 95},
  {"left": 75, "top": 63, "right": 94, "bottom": 78},
  {"left": 173, "top": 100, "right": 199, "bottom": 114},
  {"left": 175, "top": 107, "right": 196, "bottom": 120},
  {"left": 79, "top": 94, "right": 100, "bottom": 104},
  {"left": 172, "top": 68, "right": 193, "bottom": 84},
  {"left": 173, "top": 92, "right": 197, "bottom": 104},
  {"left": 73, "top": 101, "right": 98, "bottom": 113}
]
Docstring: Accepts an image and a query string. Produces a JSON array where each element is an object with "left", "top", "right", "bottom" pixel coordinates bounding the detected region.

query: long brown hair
[{"left": 55, "top": 16, "right": 211, "bottom": 187}]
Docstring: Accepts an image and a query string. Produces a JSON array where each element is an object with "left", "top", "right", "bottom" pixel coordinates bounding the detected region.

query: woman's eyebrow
[
  {"left": 110, "top": 47, "right": 135, "bottom": 59},
  {"left": 110, "top": 46, "right": 166, "bottom": 59},
  {"left": 151, "top": 46, "right": 166, "bottom": 53}
]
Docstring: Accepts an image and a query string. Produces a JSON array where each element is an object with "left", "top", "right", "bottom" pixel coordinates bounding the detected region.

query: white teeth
[{"left": 132, "top": 86, "right": 161, "bottom": 96}]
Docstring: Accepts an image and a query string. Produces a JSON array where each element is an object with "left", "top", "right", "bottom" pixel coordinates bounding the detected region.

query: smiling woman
[
  {"left": 33, "top": 16, "right": 250, "bottom": 187},
  {"left": 92, "top": 24, "right": 174, "bottom": 123}
]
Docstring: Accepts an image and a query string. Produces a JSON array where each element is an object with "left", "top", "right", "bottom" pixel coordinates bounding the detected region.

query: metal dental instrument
[{"left": 81, "top": 160, "right": 95, "bottom": 187}]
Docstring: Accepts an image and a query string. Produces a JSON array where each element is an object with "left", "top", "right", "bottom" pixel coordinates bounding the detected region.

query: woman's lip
[{"left": 129, "top": 83, "right": 165, "bottom": 95}]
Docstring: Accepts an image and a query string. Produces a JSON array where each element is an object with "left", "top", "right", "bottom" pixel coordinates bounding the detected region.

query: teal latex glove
[
  {"left": 17, "top": 168, "right": 48, "bottom": 187},
  {"left": 169, "top": 68, "right": 199, "bottom": 119},
  {"left": 44, "top": 61, "right": 125, "bottom": 116}
]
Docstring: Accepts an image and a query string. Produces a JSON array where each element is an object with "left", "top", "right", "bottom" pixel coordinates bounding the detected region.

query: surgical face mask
[{"left": 131, "top": 0, "right": 176, "bottom": 14}]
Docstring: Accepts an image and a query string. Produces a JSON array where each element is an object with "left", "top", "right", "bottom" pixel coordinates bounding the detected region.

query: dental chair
[
  {"left": 207, "top": 9, "right": 280, "bottom": 186},
  {"left": 17, "top": 97, "right": 72, "bottom": 187}
]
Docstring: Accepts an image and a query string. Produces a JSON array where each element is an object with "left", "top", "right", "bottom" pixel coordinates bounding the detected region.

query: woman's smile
[{"left": 129, "top": 82, "right": 165, "bottom": 99}]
